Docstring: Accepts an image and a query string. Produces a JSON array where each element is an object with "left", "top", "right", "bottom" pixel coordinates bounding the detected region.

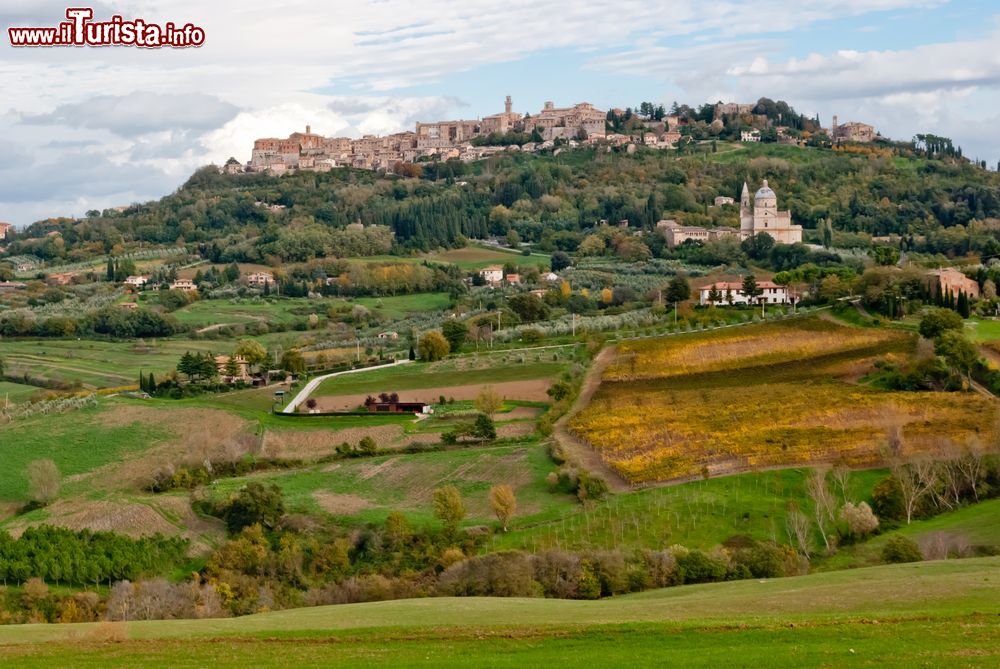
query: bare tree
[
  {"left": 806, "top": 468, "right": 837, "bottom": 552},
  {"left": 831, "top": 463, "right": 851, "bottom": 503},
  {"left": 892, "top": 459, "right": 938, "bottom": 524},
  {"left": 955, "top": 446, "right": 986, "bottom": 503},
  {"left": 27, "top": 459, "right": 60, "bottom": 505},
  {"left": 785, "top": 508, "right": 812, "bottom": 559}
]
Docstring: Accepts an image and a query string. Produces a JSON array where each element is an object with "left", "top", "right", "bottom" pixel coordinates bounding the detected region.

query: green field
[
  {"left": 492, "top": 467, "right": 886, "bottom": 553},
  {"left": 0, "top": 334, "right": 300, "bottom": 390},
  {"left": 168, "top": 293, "right": 451, "bottom": 328},
  {"left": 0, "top": 558, "right": 996, "bottom": 667},
  {"left": 0, "top": 405, "right": 170, "bottom": 502},
  {"left": 356, "top": 245, "right": 551, "bottom": 270},
  {"left": 314, "top": 356, "right": 570, "bottom": 396},
  {"left": 207, "top": 442, "right": 569, "bottom": 526},
  {"left": 0, "top": 380, "right": 39, "bottom": 403},
  {"left": 967, "top": 318, "right": 1000, "bottom": 342}
]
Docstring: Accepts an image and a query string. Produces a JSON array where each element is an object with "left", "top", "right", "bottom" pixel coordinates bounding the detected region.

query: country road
[{"left": 281, "top": 359, "right": 413, "bottom": 414}]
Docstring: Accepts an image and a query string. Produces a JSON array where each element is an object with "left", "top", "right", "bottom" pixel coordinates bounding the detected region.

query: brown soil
[
  {"left": 553, "top": 347, "right": 631, "bottom": 493},
  {"left": 261, "top": 425, "right": 405, "bottom": 459},
  {"left": 314, "top": 379, "right": 551, "bottom": 411},
  {"left": 75, "top": 405, "right": 257, "bottom": 493},
  {"left": 312, "top": 491, "right": 374, "bottom": 515}
]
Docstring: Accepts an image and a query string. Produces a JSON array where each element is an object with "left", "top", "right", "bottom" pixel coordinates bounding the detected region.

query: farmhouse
[
  {"left": 699, "top": 281, "right": 790, "bottom": 306},
  {"left": 928, "top": 267, "right": 980, "bottom": 299},
  {"left": 124, "top": 275, "right": 148, "bottom": 288},
  {"left": 0, "top": 222, "right": 12, "bottom": 240},
  {"left": 215, "top": 355, "right": 251, "bottom": 383},
  {"left": 377, "top": 331, "right": 399, "bottom": 340},
  {"left": 831, "top": 116, "right": 876, "bottom": 143},
  {"left": 48, "top": 272, "right": 78, "bottom": 286},
  {"left": 0, "top": 281, "right": 26, "bottom": 290},
  {"left": 741, "top": 130, "right": 761, "bottom": 142},
  {"left": 246, "top": 271, "right": 274, "bottom": 287},
  {"left": 479, "top": 265, "right": 504, "bottom": 285},
  {"left": 714, "top": 196, "right": 735, "bottom": 206},
  {"left": 170, "top": 279, "right": 197, "bottom": 292},
  {"left": 542, "top": 272, "right": 560, "bottom": 282}
]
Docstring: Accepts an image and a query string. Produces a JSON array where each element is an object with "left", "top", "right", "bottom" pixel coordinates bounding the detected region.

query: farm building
[
  {"left": 479, "top": 265, "right": 504, "bottom": 285},
  {"left": 364, "top": 393, "right": 431, "bottom": 414},
  {"left": 927, "top": 267, "right": 979, "bottom": 299},
  {"left": 699, "top": 281, "right": 790, "bottom": 306}
]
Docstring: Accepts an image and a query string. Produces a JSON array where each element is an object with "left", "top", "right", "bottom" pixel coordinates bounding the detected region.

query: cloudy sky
[{"left": 1, "top": 0, "right": 998, "bottom": 226}]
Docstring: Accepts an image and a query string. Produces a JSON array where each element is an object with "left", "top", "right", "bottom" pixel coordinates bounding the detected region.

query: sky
[{"left": 1, "top": 0, "right": 999, "bottom": 226}]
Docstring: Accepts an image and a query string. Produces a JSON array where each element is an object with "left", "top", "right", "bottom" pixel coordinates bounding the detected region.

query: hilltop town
[{"left": 235, "top": 96, "right": 878, "bottom": 176}]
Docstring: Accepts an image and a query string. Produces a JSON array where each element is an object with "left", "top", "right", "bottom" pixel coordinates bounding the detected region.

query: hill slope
[{"left": 1, "top": 557, "right": 997, "bottom": 667}]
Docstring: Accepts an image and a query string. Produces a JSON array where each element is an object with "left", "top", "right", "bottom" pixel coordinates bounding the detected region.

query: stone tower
[
  {"left": 505, "top": 95, "right": 512, "bottom": 114},
  {"left": 740, "top": 182, "right": 752, "bottom": 232}
]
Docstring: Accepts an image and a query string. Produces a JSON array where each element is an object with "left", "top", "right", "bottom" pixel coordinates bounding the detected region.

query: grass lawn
[
  {"left": 967, "top": 318, "right": 1000, "bottom": 342},
  {"left": 0, "top": 558, "right": 996, "bottom": 667}
]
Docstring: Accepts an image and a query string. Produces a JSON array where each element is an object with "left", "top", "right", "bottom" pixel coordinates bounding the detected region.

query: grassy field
[
  {"left": 357, "top": 245, "right": 551, "bottom": 270},
  {"left": 572, "top": 319, "right": 998, "bottom": 483},
  {"left": 0, "top": 380, "right": 40, "bottom": 403},
  {"left": 0, "top": 333, "right": 300, "bottom": 390},
  {"left": 206, "top": 442, "right": 570, "bottom": 527},
  {"left": 0, "top": 558, "right": 996, "bottom": 667},
  {"left": 314, "top": 352, "right": 571, "bottom": 396},
  {"left": 0, "top": 404, "right": 171, "bottom": 502},
  {"left": 966, "top": 318, "right": 1000, "bottom": 342},
  {"left": 491, "top": 467, "right": 886, "bottom": 553},
  {"left": 168, "top": 293, "right": 451, "bottom": 328}
]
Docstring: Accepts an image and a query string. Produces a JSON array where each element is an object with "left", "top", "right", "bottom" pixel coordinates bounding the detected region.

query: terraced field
[{"left": 571, "top": 318, "right": 998, "bottom": 483}]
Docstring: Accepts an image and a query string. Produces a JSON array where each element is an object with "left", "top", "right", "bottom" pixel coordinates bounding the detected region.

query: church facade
[{"left": 739, "top": 180, "right": 802, "bottom": 244}]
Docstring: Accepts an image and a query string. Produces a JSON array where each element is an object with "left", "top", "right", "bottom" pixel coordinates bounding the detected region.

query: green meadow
[{"left": 0, "top": 557, "right": 996, "bottom": 667}]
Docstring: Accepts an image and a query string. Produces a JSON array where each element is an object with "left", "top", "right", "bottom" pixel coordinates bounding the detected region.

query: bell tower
[{"left": 505, "top": 95, "right": 512, "bottom": 114}]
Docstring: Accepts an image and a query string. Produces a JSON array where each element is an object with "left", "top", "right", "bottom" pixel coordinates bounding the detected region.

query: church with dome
[{"left": 739, "top": 180, "right": 802, "bottom": 244}]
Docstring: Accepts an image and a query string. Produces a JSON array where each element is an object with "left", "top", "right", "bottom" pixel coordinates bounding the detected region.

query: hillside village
[{"left": 234, "top": 96, "right": 879, "bottom": 176}]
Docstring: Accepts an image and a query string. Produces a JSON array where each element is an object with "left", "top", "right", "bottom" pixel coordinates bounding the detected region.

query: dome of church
[{"left": 755, "top": 179, "right": 776, "bottom": 200}]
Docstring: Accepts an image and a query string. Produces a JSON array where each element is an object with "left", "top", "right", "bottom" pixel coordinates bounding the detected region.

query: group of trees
[{"left": 0, "top": 527, "right": 188, "bottom": 587}]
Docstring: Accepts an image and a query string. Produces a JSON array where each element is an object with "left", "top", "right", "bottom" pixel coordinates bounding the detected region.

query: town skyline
[{"left": 2, "top": 0, "right": 999, "bottom": 225}]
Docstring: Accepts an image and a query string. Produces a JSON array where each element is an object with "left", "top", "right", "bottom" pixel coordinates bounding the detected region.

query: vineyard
[{"left": 571, "top": 319, "right": 999, "bottom": 483}]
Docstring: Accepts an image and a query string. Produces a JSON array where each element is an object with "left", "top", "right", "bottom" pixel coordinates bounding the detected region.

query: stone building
[
  {"left": 831, "top": 116, "right": 876, "bottom": 143},
  {"left": 739, "top": 180, "right": 802, "bottom": 244},
  {"left": 928, "top": 267, "right": 980, "bottom": 299},
  {"left": 0, "top": 222, "right": 12, "bottom": 240},
  {"left": 480, "top": 95, "right": 523, "bottom": 135}
]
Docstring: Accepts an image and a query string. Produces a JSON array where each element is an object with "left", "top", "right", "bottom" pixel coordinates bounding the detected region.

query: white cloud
[{"left": 0, "top": 0, "right": 983, "bottom": 225}]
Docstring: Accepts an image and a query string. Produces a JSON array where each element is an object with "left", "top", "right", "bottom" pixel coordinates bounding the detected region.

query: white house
[
  {"left": 479, "top": 265, "right": 504, "bottom": 285},
  {"left": 542, "top": 272, "right": 560, "bottom": 282},
  {"left": 741, "top": 130, "right": 761, "bottom": 142},
  {"left": 699, "top": 281, "right": 789, "bottom": 306},
  {"left": 169, "top": 279, "right": 198, "bottom": 292},
  {"left": 124, "top": 275, "right": 148, "bottom": 288}
]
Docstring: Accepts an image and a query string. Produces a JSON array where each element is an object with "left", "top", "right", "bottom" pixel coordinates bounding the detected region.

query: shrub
[
  {"left": 677, "top": 550, "right": 727, "bottom": 584},
  {"left": 871, "top": 475, "right": 905, "bottom": 522},
  {"left": 882, "top": 535, "right": 923, "bottom": 564}
]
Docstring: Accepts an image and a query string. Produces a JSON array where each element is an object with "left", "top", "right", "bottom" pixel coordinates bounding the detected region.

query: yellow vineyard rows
[
  {"left": 604, "top": 320, "right": 903, "bottom": 382},
  {"left": 573, "top": 320, "right": 996, "bottom": 483}
]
